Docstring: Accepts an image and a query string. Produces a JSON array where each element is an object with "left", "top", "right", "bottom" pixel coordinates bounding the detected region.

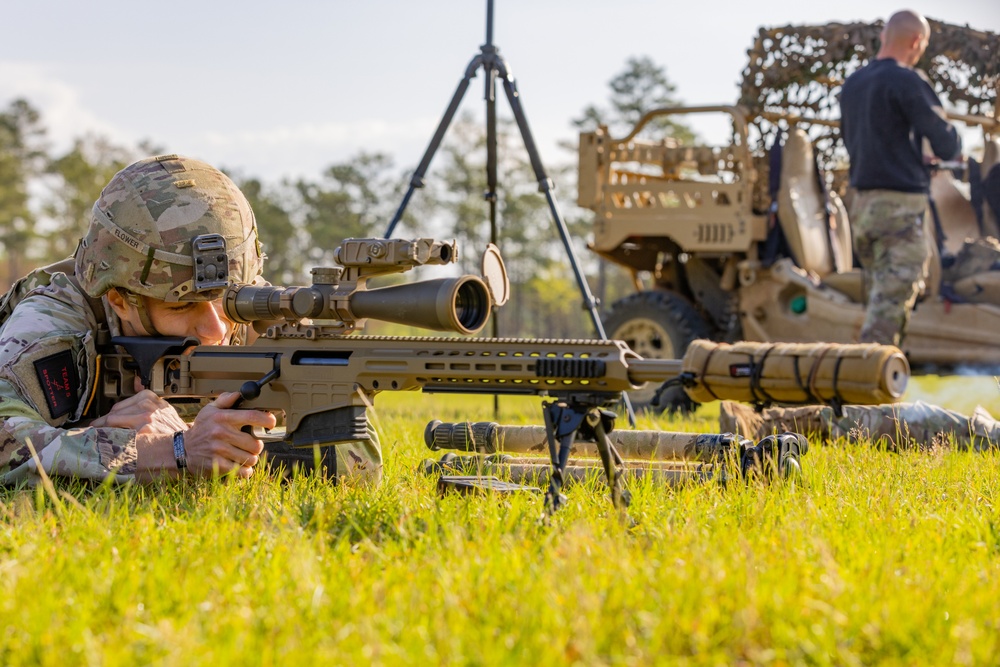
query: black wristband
[{"left": 173, "top": 431, "right": 188, "bottom": 470}]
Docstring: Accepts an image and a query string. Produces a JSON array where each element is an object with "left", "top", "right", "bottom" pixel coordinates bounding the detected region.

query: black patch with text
[
  {"left": 729, "top": 363, "right": 753, "bottom": 378},
  {"left": 34, "top": 350, "right": 80, "bottom": 419}
]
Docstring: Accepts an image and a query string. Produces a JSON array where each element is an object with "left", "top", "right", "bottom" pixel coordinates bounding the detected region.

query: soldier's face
[
  {"left": 143, "top": 298, "right": 235, "bottom": 345},
  {"left": 109, "top": 290, "right": 235, "bottom": 345}
]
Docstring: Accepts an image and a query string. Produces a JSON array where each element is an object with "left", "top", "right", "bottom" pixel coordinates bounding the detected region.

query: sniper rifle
[{"left": 94, "top": 238, "right": 909, "bottom": 512}]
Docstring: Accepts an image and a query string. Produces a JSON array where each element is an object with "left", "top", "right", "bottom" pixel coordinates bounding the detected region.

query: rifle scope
[{"left": 223, "top": 275, "right": 492, "bottom": 335}]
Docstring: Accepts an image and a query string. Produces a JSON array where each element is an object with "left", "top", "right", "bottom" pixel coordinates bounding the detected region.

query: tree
[
  {"left": 232, "top": 176, "right": 301, "bottom": 284},
  {"left": 521, "top": 267, "right": 591, "bottom": 339},
  {"left": 571, "top": 57, "right": 696, "bottom": 312},
  {"left": 426, "top": 112, "right": 566, "bottom": 279},
  {"left": 416, "top": 111, "right": 606, "bottom": 337},
  {"left": 0, "top": 99, "right": 48, "bottom": 287},
  {"left": 44, "top": 134, "right": 135, "bottom": 263},
  {"left": 573, "top": 55, "right": 695, "bottom": 142},
  {"left": 293, "top": 152, "right": 405, "bottom": 268}
]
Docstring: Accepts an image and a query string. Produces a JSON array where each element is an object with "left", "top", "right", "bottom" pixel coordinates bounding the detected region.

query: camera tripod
[{"left": 381, "top": 0, "right": 635, "bottom": 421}]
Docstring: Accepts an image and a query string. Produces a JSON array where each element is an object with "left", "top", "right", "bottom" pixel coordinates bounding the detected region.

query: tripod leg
[
  {"left": 496, "top": 62, "right": 637, "bottom": 424},
  {"left": 485, "top": 63, "right": 499, "bottom": 240},
  {"left": 484, "top": 53, "right": 502, "bottom": 417},
  {"left": 383, "top": 56, "right": 485, "bottom": 239},
  {"left": 499, "top": 73, "right": 605, "bottom": 335}
]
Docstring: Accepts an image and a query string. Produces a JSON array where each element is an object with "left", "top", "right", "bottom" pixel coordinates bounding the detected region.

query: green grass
[{"left": 2, "top": 384, "right": 999, "bottom": 666}]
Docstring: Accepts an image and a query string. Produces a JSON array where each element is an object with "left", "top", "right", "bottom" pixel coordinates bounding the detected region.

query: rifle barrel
[{"left": 625, "top": 358, "right": 683, "bottom": 384}]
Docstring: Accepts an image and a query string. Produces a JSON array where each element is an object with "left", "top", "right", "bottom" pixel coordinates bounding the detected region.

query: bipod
[
  {"left": 381, "top": 0, "right": 635, "bottom": 425},
  {"left": 542, "top": 397, "right": 631, "bottom": 515}
]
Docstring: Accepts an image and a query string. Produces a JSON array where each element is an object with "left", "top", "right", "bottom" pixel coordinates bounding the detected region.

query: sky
[{"left": 2, "top": 0, "right": 998, "bottom": 183}]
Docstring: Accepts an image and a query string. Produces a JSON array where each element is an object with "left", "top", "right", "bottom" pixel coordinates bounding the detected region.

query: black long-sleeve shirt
[{"left": 840, "top": 58, "right": 962, "bottom": 193}]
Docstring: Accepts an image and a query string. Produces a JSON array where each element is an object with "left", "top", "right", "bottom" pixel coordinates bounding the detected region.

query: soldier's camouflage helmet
[{"left": 75, "top": 154, "right": 264, "bottom": 302}]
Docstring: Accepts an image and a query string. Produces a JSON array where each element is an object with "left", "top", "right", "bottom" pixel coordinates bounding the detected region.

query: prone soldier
[
  {"left": 719, "top": 400, "right": 999, "bottom": 451},
  {"left": 0, "top": 155, "right": 382, "bottom": 485}
]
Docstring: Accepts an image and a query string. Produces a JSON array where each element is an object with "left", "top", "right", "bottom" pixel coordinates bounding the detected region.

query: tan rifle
[{"left": 95, "top": 238, "right": 909, "bottom": 511}]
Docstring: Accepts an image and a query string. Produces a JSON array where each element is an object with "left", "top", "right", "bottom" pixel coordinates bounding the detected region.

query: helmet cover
[{"left": 75, "top": 154, "right": 264, "bottom": 302}]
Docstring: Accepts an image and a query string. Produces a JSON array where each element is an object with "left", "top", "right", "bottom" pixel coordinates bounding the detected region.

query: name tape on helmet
[
  {"left": 92, "top": 203, "right": 193, "bottom": 266},
  {"left": 91, "top": 203, "right": 256, "bottom": 270}
]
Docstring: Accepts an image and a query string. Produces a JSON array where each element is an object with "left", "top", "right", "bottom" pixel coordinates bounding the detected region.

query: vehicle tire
[{"left": 603, "top": 290, "right": 712, "bottom": 414}]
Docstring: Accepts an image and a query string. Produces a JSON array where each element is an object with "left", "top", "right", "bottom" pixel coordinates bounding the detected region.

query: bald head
[
  {"left": 878, "top": 10, "right": 931, "bottom": 65},
  {"left": 885, "top": 10, "right": 930, "bottom": 43}
]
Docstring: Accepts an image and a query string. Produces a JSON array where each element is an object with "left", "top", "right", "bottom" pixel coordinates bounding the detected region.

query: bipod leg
[
  {"left": 541, "top": 400, "right": 586, "bottom": 514},
  {"left": 583, "top": 409, "right": 632, "bottom": 510}
]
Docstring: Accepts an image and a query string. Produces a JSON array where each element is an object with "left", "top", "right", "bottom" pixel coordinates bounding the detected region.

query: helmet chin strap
[{"left": 122, "top": 291, "right": 161, "bottom": 337}]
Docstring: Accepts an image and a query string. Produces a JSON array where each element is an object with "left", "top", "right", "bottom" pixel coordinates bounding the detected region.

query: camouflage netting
[{"left": 737, "top": 18, "right": 999, "bottom": 201}]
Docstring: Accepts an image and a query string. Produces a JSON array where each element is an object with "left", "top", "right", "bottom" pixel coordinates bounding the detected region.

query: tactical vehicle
[{"left": 577, "top": 18, "right": 999, "bottom": 407}]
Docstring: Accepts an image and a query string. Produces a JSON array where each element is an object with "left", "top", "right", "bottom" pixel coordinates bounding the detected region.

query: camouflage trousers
[
  {"left": 851, "top": 190, "right": 931, "bottom": 346},
  {"left": 719, "top": 400, "right": 999, "bottom": 451}
]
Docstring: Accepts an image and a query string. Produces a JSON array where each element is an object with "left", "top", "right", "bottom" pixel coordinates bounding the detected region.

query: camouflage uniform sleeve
[
  {"left": 0, "top": 379, "right": 137, "bottom": 485},
  {"left": 0, "top": 276, "right": 137, "bottom": 485}
]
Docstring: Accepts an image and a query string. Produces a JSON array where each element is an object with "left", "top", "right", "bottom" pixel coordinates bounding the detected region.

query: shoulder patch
[{"left": 34, "top": 350, "right": 80, "bottom": 419}]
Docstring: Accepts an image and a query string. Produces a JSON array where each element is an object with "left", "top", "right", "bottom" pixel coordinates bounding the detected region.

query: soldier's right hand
[
  {"left": 181, "top": 391, "right": 277, "bottom": 478},
  {"left": 90, "top": 389, "right": 188, "bottom": 434}
]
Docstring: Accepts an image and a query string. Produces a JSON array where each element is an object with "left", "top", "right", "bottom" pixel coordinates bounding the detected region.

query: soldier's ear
[{"left": 105, "top": 288, "right": 131, "bottom": 319}]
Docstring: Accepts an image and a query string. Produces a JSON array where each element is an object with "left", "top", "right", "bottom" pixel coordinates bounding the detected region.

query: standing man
[{"left": 839, "top": 9, "right": 963, "bottom": 345}]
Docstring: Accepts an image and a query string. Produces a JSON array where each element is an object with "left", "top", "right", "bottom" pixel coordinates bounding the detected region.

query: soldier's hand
[
  {"left": 90, "top": 390, "right": 188, "bottom": 434},
  {"left": 182, "top": 391, "right": 277, "bottom": 478}
]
